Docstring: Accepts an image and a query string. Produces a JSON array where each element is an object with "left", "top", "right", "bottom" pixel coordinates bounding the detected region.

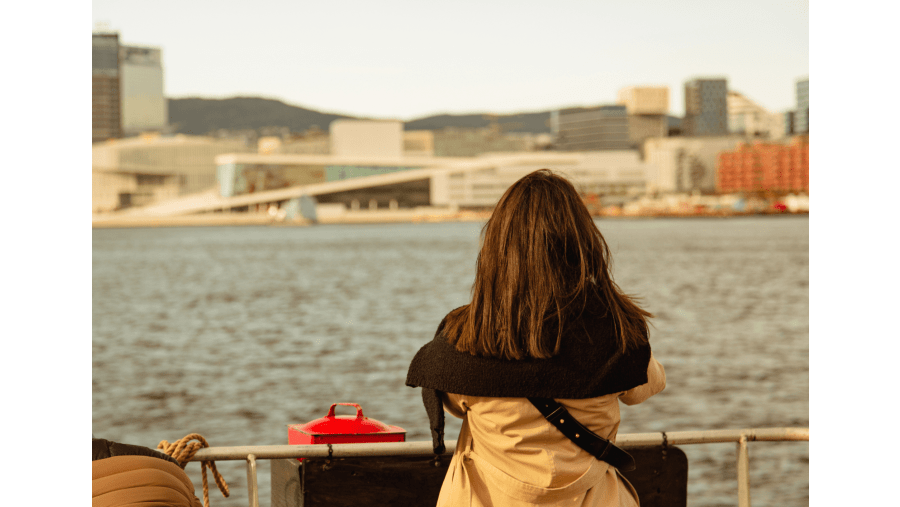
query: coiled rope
[{"left": 158, "top": 433, "right": 230, "bottom": 507}]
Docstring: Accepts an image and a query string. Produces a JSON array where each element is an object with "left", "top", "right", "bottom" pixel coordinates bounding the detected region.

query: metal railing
[{"left": 188, "top": 427, "right": 809, "bottom": 507}]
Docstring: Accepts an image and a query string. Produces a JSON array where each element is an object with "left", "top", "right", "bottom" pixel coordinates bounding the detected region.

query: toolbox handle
[{"left": 326, "top": 403, "right": 364, "bottom": 419}]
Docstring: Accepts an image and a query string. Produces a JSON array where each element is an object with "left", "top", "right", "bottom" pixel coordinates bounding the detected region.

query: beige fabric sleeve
[{"left": 619, "top": 353, "right": 666, "bottom": 406}]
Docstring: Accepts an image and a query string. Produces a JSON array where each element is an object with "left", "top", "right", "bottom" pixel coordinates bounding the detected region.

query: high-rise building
[
  {"left": 92, "top": 33, "right": 122, "bottom": 143},
  {"left": 617, "top": 87, "right": 669, "bottom": 115},
  {"left": 617, "top": 86, "right": 669, "bottom": 148},
  {"left": 683, "top": 78, "right": 728, "bottom": 136},
  {"left": 795, "top": 78, "right": 809, "bottom": 134},
  {"left": 553, "top": 105, "right": 631, "bottom": 151},
  {"left": 120, "top": 45, "right": 168, "bottom": 136}
]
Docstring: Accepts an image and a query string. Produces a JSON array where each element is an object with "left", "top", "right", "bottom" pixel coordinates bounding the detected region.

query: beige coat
[{"left": 437, "top": 354, "right": 666, "bottom": 507}]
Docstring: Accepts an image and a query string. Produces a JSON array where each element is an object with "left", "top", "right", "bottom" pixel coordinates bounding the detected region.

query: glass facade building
[
  {"left": 683, "top": 78, "right": 728, "bottom": 136},
  {"left": 554, "top": 105, "right": 631, "bottom": 151},
  {"left": 795, "top": 78, "right": 809, "bottom": 134},
  {"left": 120, "top": 45, "right": 167, "bottom": 135},
  {"left": 92, "top": 33, "right": 122, "bottom": 143}
]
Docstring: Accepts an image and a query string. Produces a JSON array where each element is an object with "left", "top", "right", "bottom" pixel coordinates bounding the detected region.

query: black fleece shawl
[
  {"left": 406, "top": 300, "right": 651, "bottom": 453},
  {"left": 92, "top": 438, "right": 182, "bottom": 466}
]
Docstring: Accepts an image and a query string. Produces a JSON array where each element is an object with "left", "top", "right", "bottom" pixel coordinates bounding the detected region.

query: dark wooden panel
[
  {"left": 620, "top": 446, "right": 689, "bottom": 507},
  {"left": 302, "top": 455, "right": 452, "bottom": 507}
]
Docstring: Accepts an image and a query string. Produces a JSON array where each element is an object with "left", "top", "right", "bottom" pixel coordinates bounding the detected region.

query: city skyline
[{"left": 92, "top": 0, "right": 809, "bottom": 120}]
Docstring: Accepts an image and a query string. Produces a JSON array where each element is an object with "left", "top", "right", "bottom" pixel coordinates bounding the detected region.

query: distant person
[{"left": 407, "top": 169, "right": 665, "bottom": 506}]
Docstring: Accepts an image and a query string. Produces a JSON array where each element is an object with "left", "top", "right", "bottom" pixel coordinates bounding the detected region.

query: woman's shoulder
[{"left": 437, "top": 305, "right": 467, "bottom": 329}]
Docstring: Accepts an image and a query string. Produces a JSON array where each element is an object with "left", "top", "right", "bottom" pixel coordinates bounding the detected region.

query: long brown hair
[{"left": 443, "top": 169, "right": 651, "bottom": 360}]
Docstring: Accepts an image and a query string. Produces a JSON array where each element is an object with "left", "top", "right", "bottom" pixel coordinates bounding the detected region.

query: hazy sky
[{"left": 92, "top": 0, "right": 808, "bottom": 120}]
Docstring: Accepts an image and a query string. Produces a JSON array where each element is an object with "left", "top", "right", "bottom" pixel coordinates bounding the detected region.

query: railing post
[
  {"left": 737, "top": 435, "right": 751, "bottom": 507},
  {"left": 246, "top": 453, "right": 259, "bottom": 507}
]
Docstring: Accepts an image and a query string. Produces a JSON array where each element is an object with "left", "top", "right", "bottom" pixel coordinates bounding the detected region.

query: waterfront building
[
  {"left": 553, "top": 105, "right": 631, "bottom": 151},
  {"left": 209, "top": 121, "right": 427, "bottom": 211},
  {"left": 209, "top": 118, "right": 555, "bottom": 214},
  {"left": 727, "top": 91, "right": 785, "bottom": 139},
  {"left": 100, "top": 120, "right": 654, "bottom": 216},
  {"left": 717, "top": 137, "right": 809, "bottom": 194},
  {"left": 92, "top": 32, "right": 122, "bottom": 143},
  {"left": 211, "top": 149, "right": 654, "bottom": 215},
  {"left": 643, "top": 135, "right": 749, "bottom": 194},
  {"left": 430, "top": 127, "right": 540, "bottom": 156},
  {"left": 331, "top": 120, "right": 404, "bottom": 158},
  {"left": 120, "top": 44, "right": 168, "bottom": 136},
  {"left": 795, "top": 78, "right": 809, "bottom": 134},
  {"left": 617, "top": 86, "right": 669, "bottom": 148},
  {"left": 443, "top": 151, "right": 653, "bottom": 207},
  {"left": 92, "top": 134, "right": 253, "bottom": 212},
  {"left": 683, "top": 78, "right": 728, "bottom": 136}
]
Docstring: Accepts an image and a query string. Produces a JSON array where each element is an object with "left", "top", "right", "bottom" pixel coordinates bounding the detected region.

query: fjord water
[{"left": 92, "top": 217, "right": 809, "bottom": 506}]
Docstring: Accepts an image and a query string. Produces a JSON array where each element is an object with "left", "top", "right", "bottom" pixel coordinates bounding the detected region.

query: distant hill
[
  {"left": 404, "top": 112, "right": 552, "bottom": 133},
  {"left": 167, "top": 97, "right": 356, "bottom": 135},
  {"left": 167, "top": 96, "right": 555, "bottom": 135}
]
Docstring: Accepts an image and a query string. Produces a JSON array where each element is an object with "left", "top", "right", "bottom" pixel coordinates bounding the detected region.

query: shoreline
[{"left": 91, "top": 210, "right": 808, "bottom": 229}]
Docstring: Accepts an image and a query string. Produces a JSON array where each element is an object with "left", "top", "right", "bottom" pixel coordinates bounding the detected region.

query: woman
[{"left": 407, "top": 169, "right": 665, "bottom": 506}]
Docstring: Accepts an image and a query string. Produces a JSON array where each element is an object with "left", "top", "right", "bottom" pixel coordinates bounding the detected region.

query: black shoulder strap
[{"left": 528, "top": 398, "right": 635, "bottom": 472}]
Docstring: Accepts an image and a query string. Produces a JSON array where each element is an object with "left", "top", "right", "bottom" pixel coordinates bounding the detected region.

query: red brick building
[{"left": 717, "top": 136, "right": 808, "bottom": 193}]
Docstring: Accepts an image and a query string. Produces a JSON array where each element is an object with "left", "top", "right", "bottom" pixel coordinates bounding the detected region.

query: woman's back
[
  {"left": 436, "top": 355, "right": 665, "bottom": 506},
  {"left": 447, "top": 394, "right": 620, "bottom": 490}
]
